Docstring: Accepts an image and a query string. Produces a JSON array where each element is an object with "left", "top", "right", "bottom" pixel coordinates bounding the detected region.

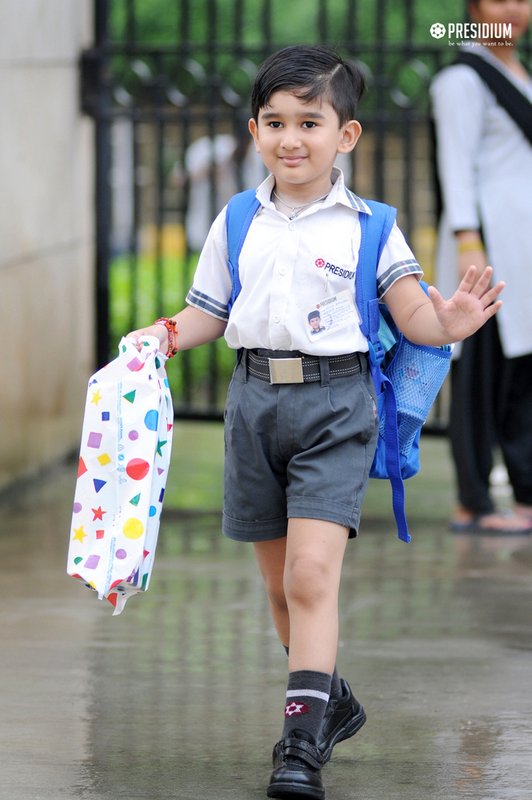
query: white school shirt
[
  {"left": 186, "top": 169, "right": 422, "bottom": 356},
  {"left": 431, "top": 44, "right": 532, "bottom": 358}
]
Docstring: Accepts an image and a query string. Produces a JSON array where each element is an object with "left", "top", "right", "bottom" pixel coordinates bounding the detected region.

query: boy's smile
[{"left": 248, "top": 90, "right": 361, "bottom": 204}]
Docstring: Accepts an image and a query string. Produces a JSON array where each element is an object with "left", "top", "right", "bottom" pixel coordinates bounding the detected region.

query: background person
[{"left": 431, "top": 0, "right": 532, "bottom": 534}]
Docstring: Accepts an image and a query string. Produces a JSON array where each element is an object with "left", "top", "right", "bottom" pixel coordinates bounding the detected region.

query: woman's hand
[{"left": 455, "top": 231, "right": 487, "bottom": 281}]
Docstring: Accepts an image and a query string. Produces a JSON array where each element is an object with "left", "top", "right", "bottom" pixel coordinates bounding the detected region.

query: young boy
[{"left": 128, "top": 45, "right": 503, "bottom": 800}]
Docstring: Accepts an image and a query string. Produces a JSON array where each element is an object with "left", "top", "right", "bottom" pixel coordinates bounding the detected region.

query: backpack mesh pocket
[{"left": 381, "top": 338, "right": 451, "bottom": 465}]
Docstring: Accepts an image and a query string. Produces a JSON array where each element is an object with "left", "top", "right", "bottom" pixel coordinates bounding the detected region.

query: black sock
[
  {"left": 283, "top": 645, "right": 342, "bottom": 701},
  {"left": 282, "top": 670, "right": 332, "bottom": 744},
  {"left": 330, "top": 667, "right": 343, "bottom": 700}
]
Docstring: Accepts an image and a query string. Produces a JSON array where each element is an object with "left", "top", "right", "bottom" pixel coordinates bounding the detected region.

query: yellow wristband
[{"left": 457, "top": 239, "right": 484, "bottom": 255}]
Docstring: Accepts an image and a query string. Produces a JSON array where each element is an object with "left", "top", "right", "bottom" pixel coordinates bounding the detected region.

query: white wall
[{"left": 0, "top": 1, "right": 94, "bottom": 489}]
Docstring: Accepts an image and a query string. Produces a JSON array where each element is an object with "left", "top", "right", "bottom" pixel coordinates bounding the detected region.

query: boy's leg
[
  {"left": 253, "top": 537, "right": 344, "bottom": 699},
  {"left": 283, "top": 520, "right": 366, "bottom": 764},
  {"left": 255, "top": 518, "right": 348, "bottom": 670},
  {"left": 254, "top": 524, "right": 366, "bottom": 751},
  {"left": 254, "top": 537, "right": 290, "bottom": 648},
  {"left": 266, "top": 519, "right": 350, "bottom": 799},
  {"left": 283, "top": 518, "right": 347, "bottom": 674}
]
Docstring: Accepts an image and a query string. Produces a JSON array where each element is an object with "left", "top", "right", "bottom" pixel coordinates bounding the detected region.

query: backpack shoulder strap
[
  {"left": 225, "top": 189, "right": 261, "bottom": 313},
  {"left": 354, "top": 197, "right": 397, "bottom": 379},
  {"left": 352, "top": 196, "right": 413, "bottom": 544},
  {"left": 455, "top": 51, "right": 532, "bottom": 145}
]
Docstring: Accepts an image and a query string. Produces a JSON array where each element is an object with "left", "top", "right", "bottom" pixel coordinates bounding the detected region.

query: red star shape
[{"left": 92, "top": 506, "right": 106, "bottom": 521}]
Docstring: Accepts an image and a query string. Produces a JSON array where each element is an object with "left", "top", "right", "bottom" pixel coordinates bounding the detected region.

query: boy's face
[{"left": 248, "top": 90, "right": 361, "bottom": 199}]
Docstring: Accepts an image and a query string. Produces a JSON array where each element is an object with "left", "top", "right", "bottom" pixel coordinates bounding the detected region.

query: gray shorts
[{"left": 222, "top": 351, "right": 378, "bottom": 542}]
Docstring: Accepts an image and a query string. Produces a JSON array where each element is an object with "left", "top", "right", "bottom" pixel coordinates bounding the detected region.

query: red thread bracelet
[{"left": 154, "top": 317, "right": 178, "bottom": 358}]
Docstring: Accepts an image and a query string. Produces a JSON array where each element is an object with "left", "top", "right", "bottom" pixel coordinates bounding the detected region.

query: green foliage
[
  {"left": 109, "top": 0, "right": 467, "bottom": 47},
  {"left": 107, "top": 0, "right": 470, "bottom": 112}
]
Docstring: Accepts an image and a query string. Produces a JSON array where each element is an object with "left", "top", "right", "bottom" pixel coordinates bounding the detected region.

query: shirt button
[
  {"left": 279, "top": 267, "right": 286, "bottom": 275},
  {"left": 288, "top": 222, "right": 296, "bottom": 231},
  {"left": 273, "top": 315, "right": 280, "bottom": 323}
]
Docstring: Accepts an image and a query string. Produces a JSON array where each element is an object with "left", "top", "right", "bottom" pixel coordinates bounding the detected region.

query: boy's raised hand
[{"left": 427, "top": 265, "right": 504, "bottom": 343}]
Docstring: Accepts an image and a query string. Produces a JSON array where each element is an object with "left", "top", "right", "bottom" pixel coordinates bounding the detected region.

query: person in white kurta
[{"left": 431, "top": 0, "right": 532, "bottom": 533}]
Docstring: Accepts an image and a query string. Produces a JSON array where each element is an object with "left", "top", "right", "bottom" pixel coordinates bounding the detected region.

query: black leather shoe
[
  {"left": 267, "top": 733, "right": 325, "bottom": 799},
  {"left": 317, "top": 679, "right": 366, "bottom": 763}
]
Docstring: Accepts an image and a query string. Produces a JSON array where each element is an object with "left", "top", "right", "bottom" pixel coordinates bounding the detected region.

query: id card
[{"left": 305, "top": 289, "right": 358, "bottom": 341}]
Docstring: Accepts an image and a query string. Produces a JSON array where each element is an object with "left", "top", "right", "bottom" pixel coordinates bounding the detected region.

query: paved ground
[{"left": 1, "top": 431, "right": 532, "bottom": 800}]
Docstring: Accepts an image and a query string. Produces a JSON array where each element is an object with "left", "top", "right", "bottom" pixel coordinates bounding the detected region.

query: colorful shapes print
[
  {"left": 126, "top": 458, "right": 150, "bottom": 481},
  {"left": 144, "top": 409, "right": 159, "bottom": 431},
  {"left": 67, "top": 336, "right": 173, "bottom": 616},
  {"left": 123, "top": 517, "right": 144, "bottom": 539}
]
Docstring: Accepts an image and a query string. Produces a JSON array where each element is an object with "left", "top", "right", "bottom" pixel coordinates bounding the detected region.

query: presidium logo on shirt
[{"left": 315, "top": 257, "right": 355, "bottom": 280}]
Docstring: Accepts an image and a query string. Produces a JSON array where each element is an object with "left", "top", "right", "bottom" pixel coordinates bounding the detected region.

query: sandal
[{"left": 450, "top": 510, "right": 532, "bottom": 536}]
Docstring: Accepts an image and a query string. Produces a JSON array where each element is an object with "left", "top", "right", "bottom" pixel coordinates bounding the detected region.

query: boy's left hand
[{"left": 427, "top": 265, "right": 504, "bottom": 342}]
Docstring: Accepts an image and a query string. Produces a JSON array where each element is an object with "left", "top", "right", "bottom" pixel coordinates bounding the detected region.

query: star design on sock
[{"left": 285, "top": 701, "right": 309, "bottom": 717}]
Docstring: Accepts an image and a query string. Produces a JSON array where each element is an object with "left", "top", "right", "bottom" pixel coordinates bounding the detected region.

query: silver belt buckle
[{"left": 268, "top": 357, "right": 304, "bottom": 384}]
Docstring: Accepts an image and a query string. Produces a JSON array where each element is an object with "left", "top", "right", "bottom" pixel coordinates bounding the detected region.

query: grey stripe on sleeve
[
  {"left": 186, "top": 286, "right": 229, "bottom": 321},
  {"left": 377, "top": 259, "right": 422, "bottom": 298}
]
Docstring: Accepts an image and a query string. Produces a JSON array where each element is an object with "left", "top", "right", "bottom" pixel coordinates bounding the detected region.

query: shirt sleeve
[
  {"left": 430, "top": 65, "right": 487, "bottom": 232},
  {"left": 186, "top": 208, "right": 232, "bottom": 321},
  {"left": 376, "top": 222, "right": 423, "bottom": 299}
]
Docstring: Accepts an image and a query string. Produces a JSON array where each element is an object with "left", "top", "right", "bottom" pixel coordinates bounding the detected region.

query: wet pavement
[{"left": 1, "top": 432, "right": 532, "bottom": 800}]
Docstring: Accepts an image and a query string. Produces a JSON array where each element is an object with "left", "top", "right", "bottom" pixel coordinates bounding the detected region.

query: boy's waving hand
[
  {"left": 427, "top": 265, "right": 504, "bottom": 342},
  {"left": 385, "top": 265, "right": 504, "bottom": 348}
]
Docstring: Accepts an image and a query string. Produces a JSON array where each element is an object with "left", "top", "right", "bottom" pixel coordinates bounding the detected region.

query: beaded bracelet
[{"left": 154, "top": 317, "right": 178, "bottom": 358}]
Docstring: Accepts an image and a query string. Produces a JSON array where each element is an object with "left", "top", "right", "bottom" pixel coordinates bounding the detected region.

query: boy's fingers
[
  {"left": 482, "top": 299, "right": 503, "bottom": 319},
  {"left": 460, "top": 265, "right": 500, "bottom": 298},
  {"left": 427, "top": 284, "right": 444, "bottom": 308},
  {"left": 458, "top": 264, "right": 479, "bottom": 290},
  {"left": 481, "top": 282, "right": 505, "bottom": 307}
]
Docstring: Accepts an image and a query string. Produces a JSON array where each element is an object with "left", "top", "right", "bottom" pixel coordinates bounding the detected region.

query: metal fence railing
[{"left": 81, "top": 0, "right": 529, "bottom": 425}]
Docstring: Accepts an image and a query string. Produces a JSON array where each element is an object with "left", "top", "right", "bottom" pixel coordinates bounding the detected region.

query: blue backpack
[{"left": 225, "top": 189, "right": 452, "bottom": 542}]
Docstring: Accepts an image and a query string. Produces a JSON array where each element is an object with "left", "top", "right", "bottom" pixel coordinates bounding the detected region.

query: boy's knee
[{"left": 284, "top": 554, "right": 329, "bottom": 606}]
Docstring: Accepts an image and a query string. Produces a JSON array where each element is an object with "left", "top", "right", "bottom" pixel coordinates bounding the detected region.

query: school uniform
[{"left": 186, "top": 169, "right": 422, "bottom": 539}]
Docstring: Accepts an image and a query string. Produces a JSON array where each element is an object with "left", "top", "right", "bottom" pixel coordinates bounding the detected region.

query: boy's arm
[
  {"left": 127, "top": 305, "right": 227, "bottom": 354},
  {"left": 383, "top": 265, "right": 504, "bottom": 347}
]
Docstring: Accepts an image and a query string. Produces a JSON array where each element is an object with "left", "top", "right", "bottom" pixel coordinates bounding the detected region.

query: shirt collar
[{"left": 255, "top": 167, "right": 372, "bottom": 215}]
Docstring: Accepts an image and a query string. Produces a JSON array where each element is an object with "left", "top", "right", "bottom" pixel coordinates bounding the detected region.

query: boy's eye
[
  {"left": 268, "top": 121, "right": 282, "bottom": 128},
  {"left": 302, "top": 121, "right": 317, "bottom": 129}
]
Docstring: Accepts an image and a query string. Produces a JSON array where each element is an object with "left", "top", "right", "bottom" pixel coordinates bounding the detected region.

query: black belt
[{"left": 245, "top": 349, "right": 364, "bottom": 384}]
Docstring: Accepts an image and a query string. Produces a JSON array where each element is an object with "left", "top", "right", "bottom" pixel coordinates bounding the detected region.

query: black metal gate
[{"left": 81, "top": 0, "right": 504, "bottom": 421}]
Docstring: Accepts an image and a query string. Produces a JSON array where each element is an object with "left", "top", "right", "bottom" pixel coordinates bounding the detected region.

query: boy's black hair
[{"left": 251, "top": 44, "right": 366, "bottom": 124}]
